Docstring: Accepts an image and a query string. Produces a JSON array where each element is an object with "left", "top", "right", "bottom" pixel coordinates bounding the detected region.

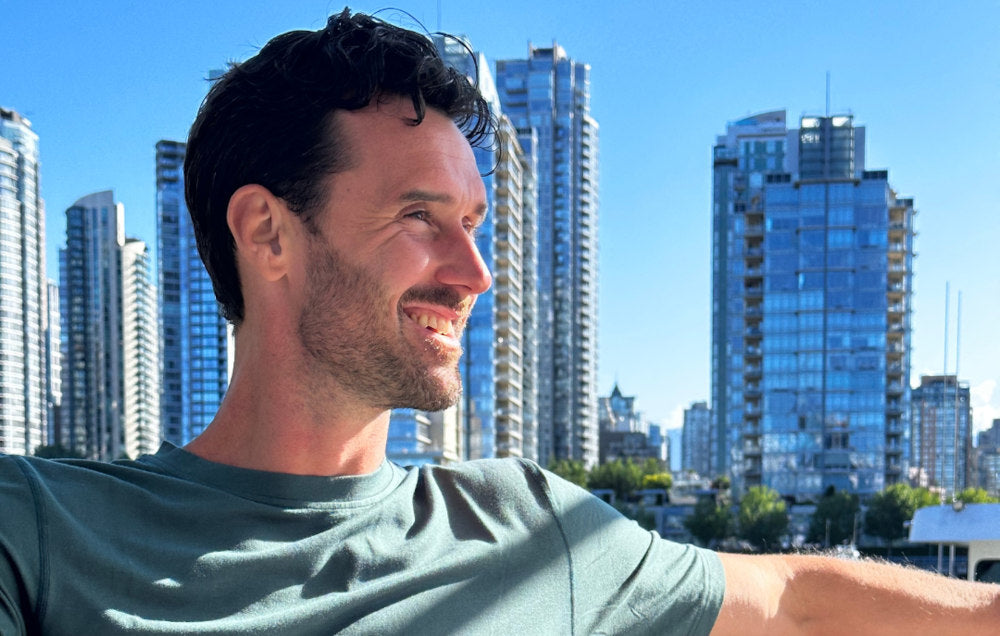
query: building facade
[
  {"left": 156, "top": 140, "right": 230, "bottom": 446},
  {"left": 0, "top": 107, "right": 49, "bottom": 456},
  {"left": 711, "top": 111, "right": 915, "bottom": 501},
  {"left": 978, "top": 419, "right": 1000, "bottom": 495},
  {"left": 682, "top": 401, "right": 713, "bottom": 478},
  {"left": 434, "top": 36, "right": 538, "bottom": 462},
  {"left": 910, "top": 375, "right": 972, "bottom": 495},
  {"left": 60, "top": 191, "right": 125, "bottom": 460},
  {"left": 496, "top": 43, "right": 600, "bottom": 467},
  {"left": 121, "top": 239, "right": 161, "bottom": 458}
]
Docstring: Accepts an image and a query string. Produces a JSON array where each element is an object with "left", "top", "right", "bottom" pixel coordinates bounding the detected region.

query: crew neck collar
[{"left": 139, "top": 442, "right": 403, "bottom": 508}]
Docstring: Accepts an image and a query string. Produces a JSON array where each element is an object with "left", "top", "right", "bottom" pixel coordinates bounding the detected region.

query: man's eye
[{"left": 405, "top": 210, "right": 430, "bottom": 222}]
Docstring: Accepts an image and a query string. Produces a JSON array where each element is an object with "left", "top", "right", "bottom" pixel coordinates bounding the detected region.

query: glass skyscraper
[
  {"left": 496, "top": 44, "right": 600, "bottom": 468},
  {"left": 682, "top": 401, "right": 713, "bottom": 478},
  {"left": 0, "top": 107, "right": 49, "bottom": 456},
  {"left": 430, "top": 36, "right": 538, "bottom": 462},
  {"left": 60, "top": 191, "right": 125, "bottom": 460},
  {"left": 712, "top": 111, "right": 915, "bottom": 501},
  {"left": 911, "top": 375, "right": 972, "bottom": 495},
  {"left": 156, "top": 140, "right": 230, "bottom": 446}
]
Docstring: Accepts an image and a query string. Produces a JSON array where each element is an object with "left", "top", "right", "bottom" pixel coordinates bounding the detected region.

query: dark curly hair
[{"left": 184, "top": 8, "right": 494, "bottom": 325}]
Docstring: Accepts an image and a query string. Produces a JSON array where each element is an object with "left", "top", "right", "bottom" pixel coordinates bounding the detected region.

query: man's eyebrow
[{"left": 399, "top": 189, "right": 488, "bottom": 222}]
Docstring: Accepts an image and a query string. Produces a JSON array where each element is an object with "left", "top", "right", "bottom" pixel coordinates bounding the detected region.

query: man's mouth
[{"left": 406, "top": 311, "right": 456, "bottom": 338}]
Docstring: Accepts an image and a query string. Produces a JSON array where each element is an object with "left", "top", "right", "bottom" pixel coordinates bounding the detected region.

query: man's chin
[{"left": 396, "top": 378, "right": 462, "bottom": 412}]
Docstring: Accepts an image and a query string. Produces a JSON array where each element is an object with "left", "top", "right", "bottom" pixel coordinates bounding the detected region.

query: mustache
[{"left": 399, "top": 286, "right": 471, "bottom": 313}]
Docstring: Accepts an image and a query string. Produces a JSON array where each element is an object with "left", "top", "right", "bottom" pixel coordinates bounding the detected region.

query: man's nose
[{"left": 436, "top": 228, "right": 492, "bottom": 295}]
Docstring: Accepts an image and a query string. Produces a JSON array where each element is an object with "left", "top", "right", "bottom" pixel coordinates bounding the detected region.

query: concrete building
[
  {"left": 0, "top": 107, "right": 49, "bottom": 455},
  {"left": 156, "top": 140, "right": 230, "bottom": 446},
  {"left": 431, "top": 36, "right": 539, "bottom": 462},
  {"left": 121, "top": 239, "right": 161, "bottom": 458},
  {"left": 711, "top": 110, "right": 915, "bottom": 501},
  {"left": 497, "top": 43, "right": 600, "bottom": 467},
  {"left": 598, "top": 384, "right": 664, "bottom": 465}
]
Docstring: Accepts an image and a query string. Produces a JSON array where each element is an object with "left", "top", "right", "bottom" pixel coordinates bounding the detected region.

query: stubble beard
[{"left": 297, "top": 240, "right": 464, "bottom": 412}]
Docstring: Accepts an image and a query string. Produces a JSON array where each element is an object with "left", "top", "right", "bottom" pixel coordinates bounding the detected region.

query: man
[{"left": 1, "top": 9, "right": 997, "bottom": 635}]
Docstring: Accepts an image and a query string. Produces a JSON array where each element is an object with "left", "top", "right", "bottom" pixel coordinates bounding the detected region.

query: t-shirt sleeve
[
  {"left": 533, "top": 465, "right": 725, "bottom": 636},
  {"left": 0, "top": 457, "right": 42, "bottom": 635}
]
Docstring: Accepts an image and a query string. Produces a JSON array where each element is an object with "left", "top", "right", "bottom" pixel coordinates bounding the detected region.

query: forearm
[{"left": 714, "top": 552, "right": 1000, "bottom": 635}]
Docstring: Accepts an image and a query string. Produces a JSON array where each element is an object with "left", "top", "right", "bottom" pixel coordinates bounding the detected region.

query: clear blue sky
[{"left": 3, "top": 0, "right": 998, "bottom": 435}]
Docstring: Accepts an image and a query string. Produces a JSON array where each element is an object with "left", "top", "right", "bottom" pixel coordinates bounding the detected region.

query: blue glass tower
[
  {"left": 60, "top": 191, "right": 125, "bottom": 460},
  {"left": 156, "top": 141, "right": 229, "bottom": 446},
  {"left": 497, "top": 44, "right": 599, "bottom": 468},
  {"left": 911, "top": 375, "right": 972, "bottom": 495},
  {"left": 712, "top": 111, "right": 915, "bottom": 501}
]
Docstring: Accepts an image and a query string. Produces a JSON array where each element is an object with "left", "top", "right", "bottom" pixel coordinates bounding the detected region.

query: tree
[
  {"left": 864, "top": 483, "right": 939, "bottom": 556},
  {"left": 955, "top": 488, "right": 1000, "bottom": 504},
  {"left": 34, "top": 444, "right": 85, "bottom": 459},
  {"left": 807, "top": 487, "right": 860, "bottom": 547},
  {"left": 738, "top": 486, "right": 788, "bottom": 551},
  {"left": 684, "top": 497, "right": 734, "bottom": 547},
  {"left": 642, "top": 472, "right": 673, "bottom": 491},
  {"left": 547, "top": 459, "right": 588, "bottom": 489},
  {"left": 710, "top": 475, "right": 731, "bottom": 492},
  {"left": 587, "top": 458, "right": 644, "bottom": 502}
]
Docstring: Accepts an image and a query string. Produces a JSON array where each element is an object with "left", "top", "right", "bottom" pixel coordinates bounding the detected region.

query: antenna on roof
[{"left": 825, "top": 71, "right": 831, "bottom": 116}]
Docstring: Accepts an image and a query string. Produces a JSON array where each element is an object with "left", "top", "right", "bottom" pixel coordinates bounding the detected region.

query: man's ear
[{"left": 226, "top": 184, "right": 293, "bottom": 282}]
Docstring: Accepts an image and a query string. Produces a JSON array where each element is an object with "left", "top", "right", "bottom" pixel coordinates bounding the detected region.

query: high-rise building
[
  {"left": 910, "top": 375, "right": 972, "bottom": 495},
  {"left": 0, "top": 107, "right": 49, "bottom": 456},
  {"left": 60, "top": 191, "right": 125, "bottom": 460},
  {"left": 156, "top": 140, "right": 230, "bottom": 446},
  {"left": 386, "top": 406, "right": 463, "bottom": 467},
  {"left": 496, "top": 43, "right": 600, "bottom": 468},
  {"left": 977, "top": 419, "right": 1000, "bottom": 495},
  {"left": 434, "top": 36, "right": 538, "bottom": 462},
  {"left": 122, "top": 239, "right": 161, "bottom": 458},
  {"left": 45, "top": 281, "right": 62, "bottom": 447},
  {"left": 682, "top": 401, "right": 713, "bottom": 478},
  {"left": 711, "top": 111, "right": 915, "bottom": 501}
]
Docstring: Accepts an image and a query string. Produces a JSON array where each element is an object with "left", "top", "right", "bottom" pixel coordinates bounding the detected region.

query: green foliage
[
  {"left": 642, "top": 472, "right": 673, "bottom": 490},
  {"left": 684, "top": 497, "right": 734, "bottom": 547},
  {"left": 864, "top": 483, "right": 939, "bottom": 554},
  {"left": 807, "top": 488, "right": 860, "bottom": 546},
  {"left": 955, "top": 488, "right": 1000, "bottom": 504},
  {"left": 710, "top": 475, "right": 731, "bottom": 491},
  {"left": 588, "top": 459, "right": 645, "bottom": 502},
  {"left": 738, "top": 486, "right": 788, "bottom": 551},
  {"left": 548, "top": 459, "right": 588, "bottom": 488},
  {"left": 33, "top": 444, "right": 85, "bottom": 459},
  {"left": 912, "top": 486, "right": 941, "bottom": 509}
]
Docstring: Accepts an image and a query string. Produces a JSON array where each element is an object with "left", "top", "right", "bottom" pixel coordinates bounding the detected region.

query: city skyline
[{"left": 2, "top": 1, "right": 997, "bottom": 436}]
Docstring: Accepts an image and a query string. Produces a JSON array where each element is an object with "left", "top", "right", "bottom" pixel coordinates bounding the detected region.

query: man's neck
[{"left": 184, "top": 328, "right": 391, "bottom": 476}]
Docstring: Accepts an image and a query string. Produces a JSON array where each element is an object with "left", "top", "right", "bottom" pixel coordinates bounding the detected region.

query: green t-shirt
[{"left": 0, "top": 444, "right": 724, "bottom": 634}]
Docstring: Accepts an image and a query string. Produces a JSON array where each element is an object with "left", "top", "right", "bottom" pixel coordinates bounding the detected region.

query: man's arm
[{"left": 712, "top": 552, "right": 1000, "bottom": 635}]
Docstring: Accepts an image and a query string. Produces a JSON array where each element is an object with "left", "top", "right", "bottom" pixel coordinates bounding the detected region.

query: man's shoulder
[{"left": 400, "top": 457, "right": 559, "bottom": 517}]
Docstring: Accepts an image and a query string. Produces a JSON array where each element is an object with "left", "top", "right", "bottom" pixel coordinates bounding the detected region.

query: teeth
[{"left": 408, "top": 312, "right": 453, "bottom": 336}]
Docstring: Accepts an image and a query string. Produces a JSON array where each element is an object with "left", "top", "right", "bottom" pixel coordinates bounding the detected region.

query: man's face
[{"left": 295, "top": 96, "right": 491, "bottom": 411}]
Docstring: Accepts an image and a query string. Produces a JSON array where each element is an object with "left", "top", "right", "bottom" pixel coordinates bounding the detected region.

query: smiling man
[{"left": 1, "top": 9, "right": 999, "bottom": 636}]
